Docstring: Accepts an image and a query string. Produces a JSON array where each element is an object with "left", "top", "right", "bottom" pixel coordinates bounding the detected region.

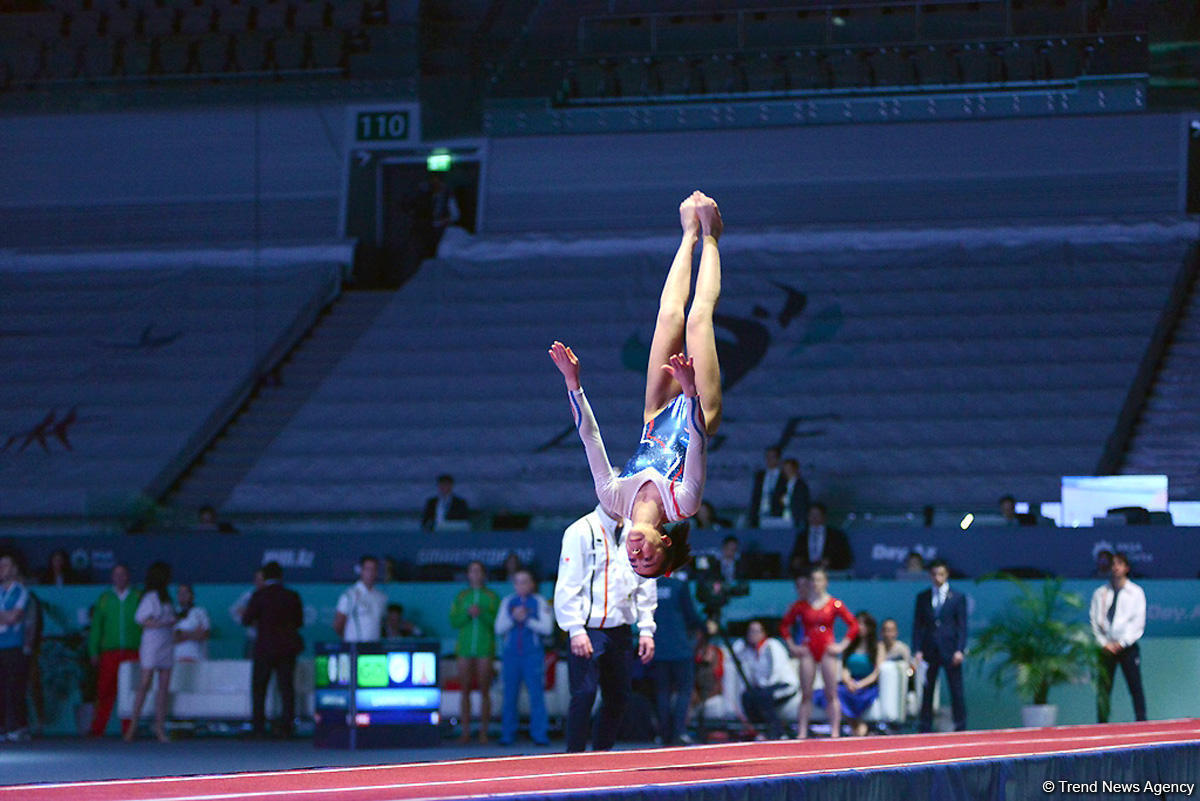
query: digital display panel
[{"left": 314, "top": 640, "right": 440, "bottom": 723}]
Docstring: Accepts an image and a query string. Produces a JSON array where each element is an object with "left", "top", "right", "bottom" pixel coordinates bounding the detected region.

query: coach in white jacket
[
  {"left": 555, "top": 504, "right": 658, "bottom": 752},
  {"left": 1089, "top": 551, "right": 1147, "bottom": 722}
]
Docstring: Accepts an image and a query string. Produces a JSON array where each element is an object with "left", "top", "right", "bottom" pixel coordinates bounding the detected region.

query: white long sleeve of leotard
[{"left": 567, "top": 387, "right": 707, "bottom": 522}]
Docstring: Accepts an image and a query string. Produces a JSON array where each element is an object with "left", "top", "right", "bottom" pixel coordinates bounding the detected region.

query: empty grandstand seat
[
  {"left": 252, "top": 0, "right": 289, "bottom": 33},
  {"left": 179, "top": 5, "right": 215, "bottom": 36},
  {"left": 215, "top": 1, "right": 252, "bottom": 34},
  {"left": 64, "top": 9, "right": 104, "bottom": 42},
  {"left": 141, "top": 5, "right": 176, "bottom": 37},
  {"left": 224, "top": 227, "right": 1191, "bottom": 515},
  {"left": 741, "top": 9, "right": 827, "bottom": 50},
  {"left": 306, "top": 30, "right": 344, "bottom": 70},
  {"left": 78, "top": 37, "right": 116, "bottom": 79},
  {"left": 0, "top": 259, "right": 341, "bottom": 518},
  {"left": 270, "top": 31, "right": 307, "bottom": 70},
  {"left": 234, "top": 30, "right": 269, "bottom": 71},
  {"left": 292, "top": 0, "right": 328, "bottom": 32},
  {"left": 43, "top": 40, "right": 81, "bottom": 81},
  {"left": 104, "top": 4, "right": 139, "bottom": 39},
  {"left": 330, "top": 0, "right": 365, "bottom": 30}
]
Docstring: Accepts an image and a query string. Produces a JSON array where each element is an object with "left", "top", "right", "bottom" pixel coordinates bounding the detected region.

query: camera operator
[{"left": 694, "top": 536, "right": 750, "bottom": 626}]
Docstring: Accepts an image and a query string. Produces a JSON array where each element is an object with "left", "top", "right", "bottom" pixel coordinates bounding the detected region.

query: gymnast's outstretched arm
[
  {"left": 662, "top": 353, "right": 707, "bottom": 518},
  {"left": 549, "top": 341, "right": 622, "bottom": 514}
]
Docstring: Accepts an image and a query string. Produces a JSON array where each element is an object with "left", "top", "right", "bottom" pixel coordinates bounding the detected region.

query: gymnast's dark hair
[{"left": 651, "top": 521, "right": 693, "bottom": 578}]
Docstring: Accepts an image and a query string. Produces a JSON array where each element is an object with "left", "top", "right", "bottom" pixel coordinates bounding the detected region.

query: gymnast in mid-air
[{"left": 549, "top": 190, "right": 724, "bottom": 578}]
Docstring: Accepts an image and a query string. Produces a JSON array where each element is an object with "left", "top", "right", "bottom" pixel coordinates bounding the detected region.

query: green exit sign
[{"left": 355, "top": 111, "right": 411, "bottom": 142}]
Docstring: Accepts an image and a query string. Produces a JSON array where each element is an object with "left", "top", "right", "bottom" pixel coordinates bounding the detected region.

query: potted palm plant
[{"left": 972, "top": 574, "right": 1097, "bottom": 727}]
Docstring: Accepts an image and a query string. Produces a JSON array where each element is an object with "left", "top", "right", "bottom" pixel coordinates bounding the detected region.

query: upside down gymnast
[{"left": 549, "top": 190, "right": 725, "bottom": 579}]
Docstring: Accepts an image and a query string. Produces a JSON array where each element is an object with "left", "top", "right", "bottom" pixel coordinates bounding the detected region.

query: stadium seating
[
  {"left": 223, "top": 223, "right": 1192, "bottom": 517},
  {"left": 0, "top": 0, "right": 416, "bottom": 89},
  {"left": 0, "top": 258, "right": 341, "bottom": 517}
]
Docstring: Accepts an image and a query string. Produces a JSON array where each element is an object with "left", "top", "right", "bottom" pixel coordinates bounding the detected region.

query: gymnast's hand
[
  {"left": 694, "top": 191, "right": 723, "bottom": 241},
  {"left": 638, "top": 635, "right": 655, "bottom": 664},
  {"left": 662, "top": 352, "right": 697, "bottom": 398},
  {"left": 548, "top": 341, "right": 581, "bottom": 391},
  {"left": 680, "top": 192, "right": 700, "bottom": 238}
]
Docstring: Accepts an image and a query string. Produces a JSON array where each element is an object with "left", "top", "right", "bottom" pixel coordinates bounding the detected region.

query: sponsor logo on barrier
[
  {"left": 1092, "top": 539, "right": 1153, "bottom": 564},
  {"left": 1148, "top": 603, "right": 1200, "bottom": 623},
  {"left": 416, "top": 547, "right": 536, "bottom": 567},
  {"left": 262, "top": 549, "right": 316, "bottom": 569},
  {"left": 870, "top": 543, "right": 938, "bottom": 563}
]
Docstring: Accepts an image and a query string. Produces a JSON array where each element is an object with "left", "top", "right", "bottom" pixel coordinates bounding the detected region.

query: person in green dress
[{"left": 449, "top": 560, "right": 500, "bottom": 743}]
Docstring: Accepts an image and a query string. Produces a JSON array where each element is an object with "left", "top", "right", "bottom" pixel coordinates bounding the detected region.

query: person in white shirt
[
  {"left": 172, "top": 584, "right": 210, "bottom": 663},
  {"left": 548, "top": 191, "right": 726, "bottom": 579},
  {"left": 731, "top": 620, "right": 795, "bottom": 739},
  {"left": 126, "top": 561, "right": 176, "bottom": 743},
  {"left": 229, "top": 568, "right": 265, "bottom": 658},
  {"left": 334, "top": 556, "right": 388, "bottom": 643},
  {"left": 1089, "top": 551, "right": 1147, "bottom": 722},
  {"left": 555, "top": 504, "right": 658, "bottom": 752}
]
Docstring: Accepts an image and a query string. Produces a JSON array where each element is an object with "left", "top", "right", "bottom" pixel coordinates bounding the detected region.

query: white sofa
[{"left": 117, "top": 659, "right": 314, "bottom": 721}]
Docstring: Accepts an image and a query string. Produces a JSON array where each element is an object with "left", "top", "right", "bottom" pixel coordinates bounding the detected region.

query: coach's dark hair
[{"left": 262, "top": 560, "right": 283, "bottom": 581}]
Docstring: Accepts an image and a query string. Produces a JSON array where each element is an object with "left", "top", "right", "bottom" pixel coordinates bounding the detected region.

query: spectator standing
[
  {"left": 695, "top": 536, "right": 749, "bottom": 624},
  {"left": 494, "top": 569, "right": 553, "bottom": 746},
  {"left": 782, "top": 569, "right": 859, "bottom": 739},
  {"left": 771, "top": 458, "right": 810, "bottom": 526},
  {"left": 230, "top": 568, "right": 265, "bottom": 658},
  {"left": 334, "top": 556, "right": 387, "bottom": 643},
  {"left": 125, "top": 561, "right": 176, "bottom": 743},
  {"left": 913, "top": 559, "right": 968, "bottom": 732},
  {"left": 422, "top": 474, "right": 470, "bottom": 531},
  {"left": 746, "top": 446, "right": 782, "bottom": 528},
  {"left": 449, "top": 560, "right": 500, "bottom": 743},
  {"left": 0, "top": 553, "right": 31, "bottom": 742},
  {"left": 19, "top": 561, "right": 44, "bottom": 736},
  {"left": 1090, "top": 552, "right": 1147, "bottom": 722},
  {"left": 173, "top": 583, "right": 211, "bottom": 663},
  {"left": 789, "top": 503, "right": 853, "bottom": 574},
  {"left": 38, "top": 549, "right": 84, "bottom": 586},
  {"left": 87, "top": 564, "right": 141, "bottom": 737},
  {"left": 241, "top": 561, "right": 304, "bottom": 738},
  {"left": 651, "top": 570, "right": 703, "bottom": 745}
]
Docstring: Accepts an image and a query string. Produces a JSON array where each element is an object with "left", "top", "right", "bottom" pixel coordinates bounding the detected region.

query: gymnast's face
[{"left": 625, "top": 525, "right": 670, "bottom": 577}]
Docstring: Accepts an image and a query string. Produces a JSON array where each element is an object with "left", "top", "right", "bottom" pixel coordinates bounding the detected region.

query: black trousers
[
  {"left": 566, "top": 625, "right": 632, "bottom": 753},
  {"left": 1098, "top": 643, "right": 1147, "bottom": 722},
  {"left": 251, "top": 653, "right": 296, "bottom": 735},
  {"left": 0, "top": 647, "right": 29, "bottom": 734},
  {"left": 919, "top": 654, "right": 966, "bottom": 732}
]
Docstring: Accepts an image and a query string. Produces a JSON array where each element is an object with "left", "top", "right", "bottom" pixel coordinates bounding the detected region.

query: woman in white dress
[{"left": 126, "top": 561, "right": 176, "bottom": 742}]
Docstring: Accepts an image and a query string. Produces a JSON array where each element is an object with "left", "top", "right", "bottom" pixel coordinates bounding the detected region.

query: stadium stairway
[
  {"left": 1120, "top": 249, "right": 1200, "bottom": 500},
  {"left": 219, "top": 221, "right": 1196, "bottom": 519},
  {"left": 163, "top": 290, "right": 395, "bottom": 513}
]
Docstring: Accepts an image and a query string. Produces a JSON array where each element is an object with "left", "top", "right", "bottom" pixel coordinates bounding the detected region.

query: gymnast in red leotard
[{"left": 780, "top": 568, "right": 859, "bottom": 738}]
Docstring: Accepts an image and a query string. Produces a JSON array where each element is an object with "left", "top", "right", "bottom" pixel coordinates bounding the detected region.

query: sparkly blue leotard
[{"left": 620, "top": 394, "right": 691, "bottom": 481}]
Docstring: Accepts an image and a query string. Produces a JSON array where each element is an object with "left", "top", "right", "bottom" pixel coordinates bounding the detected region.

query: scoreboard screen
[{"left": 314, "top": 639, "right": 441, "bottom": 746}]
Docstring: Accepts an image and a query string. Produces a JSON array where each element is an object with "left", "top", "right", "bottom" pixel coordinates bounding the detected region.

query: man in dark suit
[
  {"left": 422, "top": 474, "right": 470, "bottom": 531},
  {"left": 912, "top": 558, "right": 968, "bottom": 732},
  {"left": 241, "top": 561, "right": 304, "bottom": 738},
  {"left": 771, "top": 458, "right": 810, "bottom": 525},
  {"left": 788, "top": 502, "right": 853, "bottom": 574},
  {"left": 746, "top": 447, "right": 782, "bottom": 527}
]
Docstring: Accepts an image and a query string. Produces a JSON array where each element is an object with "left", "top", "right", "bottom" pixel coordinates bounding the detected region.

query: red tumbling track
[{"left": 5, "top": 720, "right": 1199, "bottom": 801}]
